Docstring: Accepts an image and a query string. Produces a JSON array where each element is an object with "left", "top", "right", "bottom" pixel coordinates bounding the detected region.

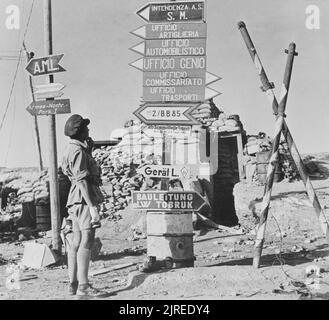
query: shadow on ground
[{"left": 207, "top": 244, "right": 329, "bottom": 268}]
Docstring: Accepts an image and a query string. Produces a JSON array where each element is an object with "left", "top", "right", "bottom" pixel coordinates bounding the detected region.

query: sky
[{"left": 0, "top": 0, "right": 328, "bottom": 168}]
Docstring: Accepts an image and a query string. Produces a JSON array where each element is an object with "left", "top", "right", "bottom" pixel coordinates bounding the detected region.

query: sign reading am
[
  {"left": 26, "top": 54, "right": 66, "bottom": 77},
  {"left": 137, "top": 1, "right": 205, "bottom": 23}
]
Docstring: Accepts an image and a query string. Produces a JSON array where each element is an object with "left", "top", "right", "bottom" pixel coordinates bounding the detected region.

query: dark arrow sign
[
  {"left": 136, "top": 1, "right": 205, "bottom": 23},
  {"left": 25, "top": 54, "right": 66, "bottom": 76},
  {"left": 133, "top": 102, "right": 200, "bottom": 125},
  {"left": 26, "top": 99, "right": 71, "bottom": 116},
  {"left": 132, "top": 191, "right": 206, "bottom": 211}
]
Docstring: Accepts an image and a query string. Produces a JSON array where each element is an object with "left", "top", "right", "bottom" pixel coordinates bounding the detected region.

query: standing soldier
[{"left": 62, "top": 114, "right": 105, "bottom": 297}]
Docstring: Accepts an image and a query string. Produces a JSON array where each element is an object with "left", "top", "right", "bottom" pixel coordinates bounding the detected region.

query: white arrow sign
[
  {"left": 205, "top": 87, "right": 221, "bottom": 100},
  {"left": 34, "top": 91, "right": 64, "bottom": 100},
  {"left": 205, "top": 72, "right": 221, "bottom": 85},
  {"left": 138, "top": 165, "right": 194, "bottom": 179},
  {"left": 129, "top": 58, "right": 144, "bottom": 71},
  {"left": 33, "top": 83, "right": 65, "bottom": 94}
]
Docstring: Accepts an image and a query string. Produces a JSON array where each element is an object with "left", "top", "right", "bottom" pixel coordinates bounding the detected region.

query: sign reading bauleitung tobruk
[{"left": 132, "top": 191, "right": 206, "bottom": 211}]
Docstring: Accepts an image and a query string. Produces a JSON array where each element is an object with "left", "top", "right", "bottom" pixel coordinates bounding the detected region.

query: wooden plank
[{"left": 90, "top": 262, "right": 137, "bottom": 277}]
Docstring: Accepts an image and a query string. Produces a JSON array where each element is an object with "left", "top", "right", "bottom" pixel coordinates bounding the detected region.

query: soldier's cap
[{"left": 64, "top": 114, "right": 90, "bottom": 137}]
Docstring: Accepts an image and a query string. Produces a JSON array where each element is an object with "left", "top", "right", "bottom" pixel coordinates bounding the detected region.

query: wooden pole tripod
[{"left": 237, "top": 21, "right": 329, "bottom": 268}]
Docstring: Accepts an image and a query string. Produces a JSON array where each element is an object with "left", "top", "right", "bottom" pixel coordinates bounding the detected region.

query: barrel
[
  {"left": 16, "top": 201, "right": 36, "bottom": 228},
  {"left": 36, "top": 204, "right": 51, "bottom": 231},
  {"left": 256, "top": 151, "right": 282, "bottom": 184},
  {"left": 146, "top": 211, "right": 194, "bottom": 268}
]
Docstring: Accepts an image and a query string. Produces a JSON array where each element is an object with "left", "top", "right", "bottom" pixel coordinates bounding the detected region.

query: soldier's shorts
[{"left": 68, "top": 204, "right": 92, "bottom": 231}]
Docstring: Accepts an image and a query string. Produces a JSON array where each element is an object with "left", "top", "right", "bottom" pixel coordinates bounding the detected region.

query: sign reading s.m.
[{"left": 137, "top": 2, "right": 205, "bottom": 23}]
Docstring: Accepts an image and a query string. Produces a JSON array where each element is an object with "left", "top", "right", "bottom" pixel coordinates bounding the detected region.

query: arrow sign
[
  {"left": 133, "top": 103, "right": 200, "bottom": 125},
  {"left": 130, "top": 38, "right": 206, "bottom": 57},
  {"left": 131, "top": 22, "right": 207, "bottom": 40},
  {"left": 33, "top": 83, "right": 65, "bottom": 93},
  {"left": 143, "top": 85, "right": 207, "bottom": 102},
  {"left": 131, "top": 191, "right": 206, "bottom": 211},
  {"left": 34, "top": 91, "right": 64, "bottom": 100},
  {"left": 205, "top": 87, "right": 221, "bottom": 100},
  {"left": 138, "top": 165, "right": 194, "bottom": 179},
  {"left": 136, "top": 1, "right": 205, "bottom": 23},
  {"left": 205, "top": 72, "right": 221, "bottom": 85},
  {"left": 130, "top": 56, "right": 206, "bottom": 72},
  {"left": 26, "top": 99, "right": 71, "bottom": 116},
  {"left": 26, "top": 54, "right": 66, "bottom": 76}
]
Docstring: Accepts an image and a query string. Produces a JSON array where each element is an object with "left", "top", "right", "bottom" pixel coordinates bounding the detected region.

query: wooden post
[
  {"left": 238, "top": 21, "right": 329, "bottom": 267},
  {"left": 44, "top": 0, "right": 61, "bottom": 254},
  {"left": 252, "top": 43, "right": 297, "bottom": 268},
  {"left": 23, "top": 43, "right": 44, "bottom": 172}
]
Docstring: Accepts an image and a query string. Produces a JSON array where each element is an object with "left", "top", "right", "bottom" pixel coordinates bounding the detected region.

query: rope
[{"left": 0, "top": 0, "right": 35, "bottom": 134}]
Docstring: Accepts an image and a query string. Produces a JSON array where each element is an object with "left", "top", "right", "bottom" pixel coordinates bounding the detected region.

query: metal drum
[
  {"left": 36, "top": 204, "right": 51, "bottom": 231},
  {"left": 146, "top": 211, "right": 194, "bottom": 268}
]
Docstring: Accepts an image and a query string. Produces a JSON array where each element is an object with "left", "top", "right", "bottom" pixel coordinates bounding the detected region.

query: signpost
[
  {"left": 23, "top": 0, "right": 67, "bottom": 254},
  {"left": 138, "top": 164, "right": 194, "bottom": 179},
  {"left": 130, "top": 56, "right": 206, "bottom": 72},
  {"left": 131, "top": 22, "right": 207, "bottom": 40},
  {"left": 26, "top": 99, "right": 71, "bottom": 116},
  {"left": 130, "top": 0, "right": 216, "bottom": 268},
  {"left": 134, "top": 103, "right": 199, "bottom": 125},
  {"left": 132, "top": 191, "right": 206, "bottom": 211},
  {"left": 136, "top": 1, "right": 205, "bottom": 22},
  {"left": 33, "top": 82, "right": 65, "bottom": 93},
  {"left": 143, "top": 85, "right": 220, "bottom": 102},
  {"left": 25, "top": 53, "right": 65, "bottom": 76},
  {"left": 130, "top": 38, "right": 207, "bottom": 56}
]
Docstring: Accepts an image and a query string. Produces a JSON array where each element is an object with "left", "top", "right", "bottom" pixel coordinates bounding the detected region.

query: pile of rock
[
  {"left": 16, "top": 170, "right": 50, "bottom": 205},
  {"left": 93, "top": 124, "right": 164, "bottom": 215}
]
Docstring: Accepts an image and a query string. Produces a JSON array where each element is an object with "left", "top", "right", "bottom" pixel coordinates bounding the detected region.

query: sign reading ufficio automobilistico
[{"left": 132, "top": 191, "right": 205, "bottom": 211}]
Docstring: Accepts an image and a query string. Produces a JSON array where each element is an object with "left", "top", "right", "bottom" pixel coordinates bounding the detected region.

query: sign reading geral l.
[{"left": 137, "top": 1, "right": 205, "bottom": 23}]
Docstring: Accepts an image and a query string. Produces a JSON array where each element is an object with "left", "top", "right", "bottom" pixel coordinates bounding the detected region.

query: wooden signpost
[
  {"left": 24, "top": 0, "right": 69, "bottom": 253},
  {"left": 130, "top": 0, "right": 221, "bottom": 268}
]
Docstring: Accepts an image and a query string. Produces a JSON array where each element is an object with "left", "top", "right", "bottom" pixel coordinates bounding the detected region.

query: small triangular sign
[
  {"left": 129, "top": 58, "right": 144, "bottom": 71},
  {"left": 205, "top": 87, "right": 221, "bottom": 100},
  {"left": 205, "top": 72, "right": 222, "bottom": 85},
  {"left": 136, "top": 4, "right": 150, "bottom": 22},
  {"left": 130, "top": 25, "right": 146, "bottom": 39},
  {"left": 129, "top": 42, "right": 145, "bottom": 55}
]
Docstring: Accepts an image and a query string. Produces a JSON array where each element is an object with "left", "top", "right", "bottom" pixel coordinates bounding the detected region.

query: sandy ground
[{"left": 1, "top": 173, "right": 329, "bottom": 300}]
